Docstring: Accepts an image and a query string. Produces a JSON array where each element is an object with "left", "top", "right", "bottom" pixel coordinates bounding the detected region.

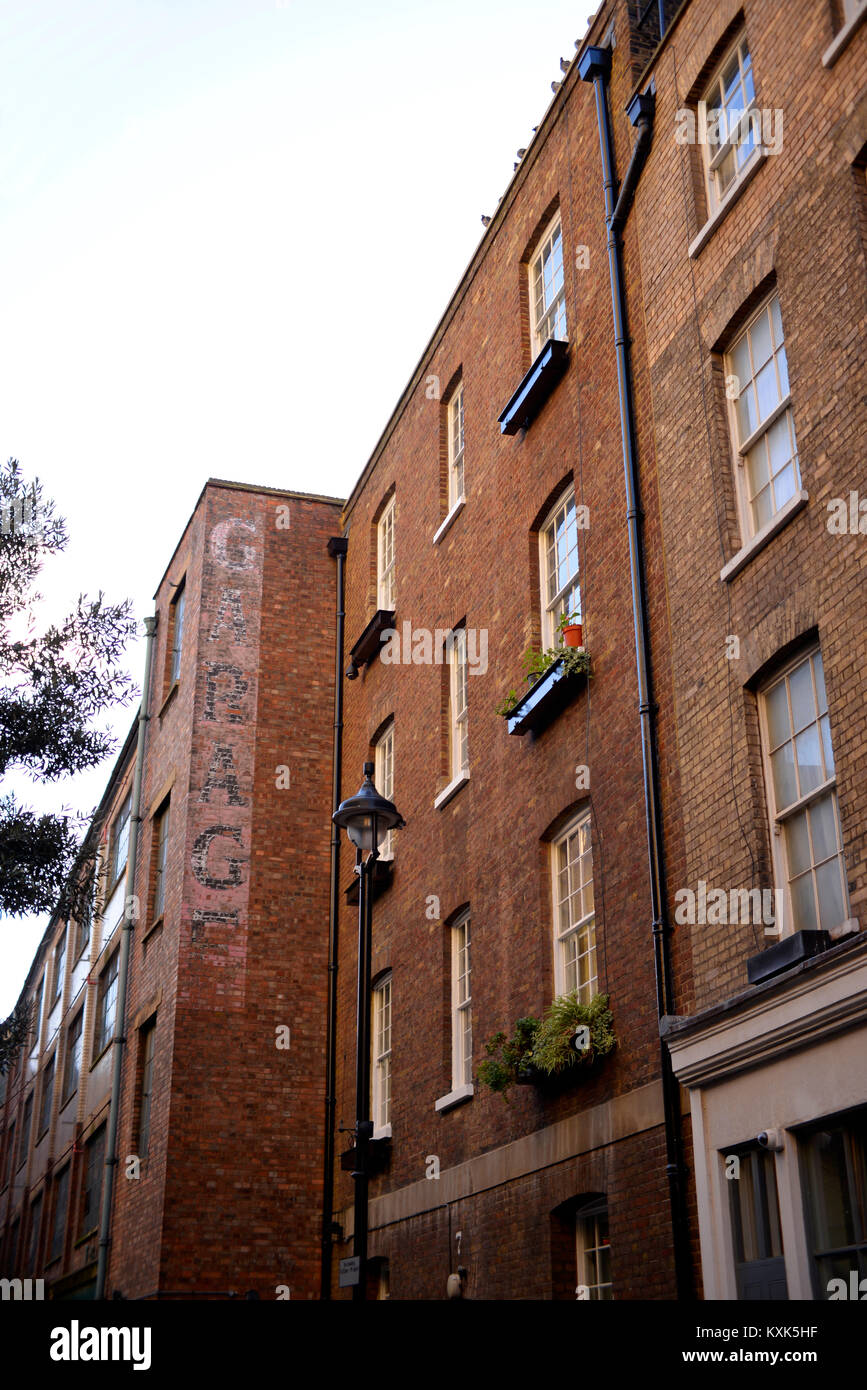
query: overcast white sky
[{"left": 1, "top": 0, "right": 592, "bottom": 1012}]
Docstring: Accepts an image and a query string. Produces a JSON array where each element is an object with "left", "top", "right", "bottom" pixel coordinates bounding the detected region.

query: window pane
[
  {"left": 790, "top": 872, "right": 818, "bottom": 932},
  {"left": 743, "top": 61, "right": 755, "bottom": 106},
  {"left": 750, "top": 310, "right": 773, "bottom": 369},
  {"left": 773, "top": 463, "right": 796, "bottom": 510},
  {"left": 752, "top": 482, "right": 773, "bottom": 532},
  {"left": 771, "top": 741, "right": 798, "bottom": 809},
  {"left": 795, "top": 725, "right": 823, "bottom": 796},
  {"left": 819, "top": 716, "right": 834, "bottom": 776},
  {"left": 807, "top": 1128, "right": 856, "bottom": 1250},
  {"left": 767, "top": 413, "right": 795, "bottom": 477},
  {"left": 808, "top": 796, "right": 837, "bottom": 864},
  {"left": 815, "top": 860, "right": 845, "bottom": 932},
  {"left": 765, "top": 679, "right": 790, "bottom": 749},
  {"left": 745, "top": 439, "right": 769, "bottom": 496},
  {"left": 730, "top": 335, "right": 752, "bottom": 399},
  {"left": 789, "top": 659, "right": 816, "bottom": 733},
  {"left": 784, "top": 812, "right": 811, "bottom": 877},
  {"left": 754, "top": 360, "right": 779, "bottom": 423}
]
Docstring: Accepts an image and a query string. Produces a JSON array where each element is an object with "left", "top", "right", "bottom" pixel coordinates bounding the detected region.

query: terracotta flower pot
[{"left": 562, "top": 623, "right": 583, "bottom": 647}]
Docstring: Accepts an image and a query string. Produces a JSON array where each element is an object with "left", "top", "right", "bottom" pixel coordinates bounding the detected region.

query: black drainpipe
[
  {"left": 578, "top": 45, "right": 693, "bottom": 1300},
  {"left": 321, "top": 535, "right": 348, "bottom": 1299}
]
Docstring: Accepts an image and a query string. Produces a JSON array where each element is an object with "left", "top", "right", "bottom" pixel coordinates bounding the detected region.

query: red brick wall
[
  {"left": 330, "top": 0, "right": 693, "bottom": 1300},
  {"left": 110, "top": 482, "right": 342, "bottom": 1299}
]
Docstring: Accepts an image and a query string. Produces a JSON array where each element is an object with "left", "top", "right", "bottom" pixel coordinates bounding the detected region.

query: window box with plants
[
  {"left": 495, "top": 613, "right": 590, "bottom": 735},
  {"left": 477, "top": 992, "right": 616, "bottom": 1101}
]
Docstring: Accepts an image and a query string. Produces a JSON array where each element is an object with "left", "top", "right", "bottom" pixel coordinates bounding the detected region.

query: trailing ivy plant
[
  {"left": 477, "top": 992, "right": 616, "bottom": 1100},
  {"left": 477, "top": 1016, "right": 539, "bottom": 1101}
]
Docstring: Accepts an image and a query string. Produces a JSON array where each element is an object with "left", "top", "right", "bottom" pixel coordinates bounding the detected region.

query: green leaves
[
  {"left": 531, "top": 991, "right": 616, "bottom": 1075},
  {"left": 477, "top": 993, "right": 616, "bottom": 1099},
  {"left": 0, "top": 457, "right": 137, "bottom": 916},
  {"left": 0, "top": 996, "right": 35, "bottom": 1076}
]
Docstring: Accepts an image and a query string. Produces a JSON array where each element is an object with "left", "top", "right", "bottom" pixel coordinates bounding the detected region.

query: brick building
[
  {"left": 629, "top": 0, "right": 867, "bottom": 1300},
  {"left": 2, "top": 0, "right": 864, "bottom": 1303},
  {"left": 326, "top": 0, "right": 698, "bottom": 1303},
  {"left": 326, "top": 0, "right": 866, "bottom": 1301},
  {"left": 0, "top": 480, "right": 343, "bottom": 1299}
]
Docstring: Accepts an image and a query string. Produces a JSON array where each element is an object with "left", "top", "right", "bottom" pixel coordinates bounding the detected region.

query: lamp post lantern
[{"left": 332, "top": 762, "right": 404, "bottom": 1301}]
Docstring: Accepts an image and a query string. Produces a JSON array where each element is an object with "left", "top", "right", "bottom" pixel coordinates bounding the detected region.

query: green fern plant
[
  {"left": 478, "top": 993, "right": 616, "bottom": 1099},
  {"left": 531, "top": 991, "right": 616, "bottom": 1076}
]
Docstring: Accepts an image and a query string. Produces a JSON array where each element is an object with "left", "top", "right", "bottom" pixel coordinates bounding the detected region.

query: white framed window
[
  {"left": 530, "top": 214, "right": 567, "bottom": 356},
  {"left": 448, "top": 383, "right": 465, "bottom": 510},
  {"left": 726, "top": 294, "right": 800, "bottom": 539},
  {"left": 138, "top": 1019, "right": 157, "bottom": 1158},
  {"left": 374, "top": 722, "right": 395, "bottom": 862},
  {"left": 51, "top": 928, "right": 67, "bottom": 1006},
  {"left": 168, "top": 582, "right": 185, "bottom": 686},
  {"left": 575, "top": 1196, "right": 613, "bottom": 1300},
  {"left": 702, "top": 34, "right": 758, "bottom": 215},
  {"left": 109, "top": 791, "right": 132, "bottom": 891},
  {"left": 759, "top": 647, "right": 849, "bottom": 936},
  {"left": 38, "top": 1052, "right": 55, "bottom": 1138},
  {"left": 153, "top": 803, "right": 170, "bottom": 920},
  {"left": 377, "top": 495, "right": 396, "bottom": 610},
  {"left": 30, "top": 978, "right": 43, "bottom": 1053},
  {"left": 539, "top": 488, "right": 581, "bottom": 651},
  {"left": 450, "top": 912, "right": 472, "bottom": 1091},
  {"left": 552, "top": 811, "right": 597, "bottom": 1002},
  {"left": 448, "top": 628, "right": 469, "bottom": 781},
  {"left": 371, "top": 974, "right": 392, "bottom": 1136},
  {"left": 95, "top": 949, "right": 120, "bottom": 1056},
  {"left": 62, "top": 1011, "right": 83, "bottom": 1105}
]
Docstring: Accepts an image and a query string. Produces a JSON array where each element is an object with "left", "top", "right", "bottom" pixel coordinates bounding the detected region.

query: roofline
[
  {"left": 340, "top": 0, "right": 617, "bottom": 525},
  {"left": 152, "top": 477, "right": 345, "bottom": 598}
]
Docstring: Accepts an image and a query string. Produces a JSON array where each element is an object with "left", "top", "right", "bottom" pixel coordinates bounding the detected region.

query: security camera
[{"left": 756, "top": 1129, "right": 783, "bottom": 1151}]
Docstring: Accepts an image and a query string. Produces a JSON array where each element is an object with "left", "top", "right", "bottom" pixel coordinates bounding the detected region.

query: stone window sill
[
  {"left": 720, "top": 489, "right": 808, "bottom": 582},
  {"left": 433, "top": 497, "right": 465, "bottom": 545},
  {"left": 822, "top": 4, "right": 867, "bottom": 67},
  {"left": 434, "top": 771, "right": 469, "bottom": 810},
  {"left": 434, "top": 1083, "right": 473, "bottom": 1113},
  {"left": 688, "top": 149, "right": 767, "bottom": 259}
]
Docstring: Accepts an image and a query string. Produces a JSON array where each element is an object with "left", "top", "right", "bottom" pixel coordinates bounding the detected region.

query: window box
[
  {"left": 498, "top": 338, "right": 569, "bottom": 436},
  {"left": 346, "top": 608, "right": 395, "bottom": 679},
  {"left": 505, "top": 654, "right": 588, "bottom": 735},
  {"left": 344, "top": 858, "right": 393, "bottom": 904},
  {"left": 746, "top": 928, "right": 831, "bottom": 986}
]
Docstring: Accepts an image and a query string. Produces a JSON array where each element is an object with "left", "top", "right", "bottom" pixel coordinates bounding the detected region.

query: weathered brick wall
[
  {"left": 338, "top": 1128, "right": 677, "bottom": 1300},
  {"left": 330, "top": 0, "right": 692, "bottom": 1300},
  {"left": 110, "top": 482, "right": 342, "bottom": 1299},
  {"left": 629, "top": 0, "right": 867, "bottom": 1011}
]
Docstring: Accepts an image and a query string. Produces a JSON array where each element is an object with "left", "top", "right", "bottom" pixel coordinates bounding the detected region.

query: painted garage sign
[{"left": 184, "top": 512, "right": 262, "bottom": 1009}]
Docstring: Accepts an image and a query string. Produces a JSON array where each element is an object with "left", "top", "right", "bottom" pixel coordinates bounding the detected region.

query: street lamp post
[{"left": 332, "top": 762, "right": 404, "bottom": 1302}]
